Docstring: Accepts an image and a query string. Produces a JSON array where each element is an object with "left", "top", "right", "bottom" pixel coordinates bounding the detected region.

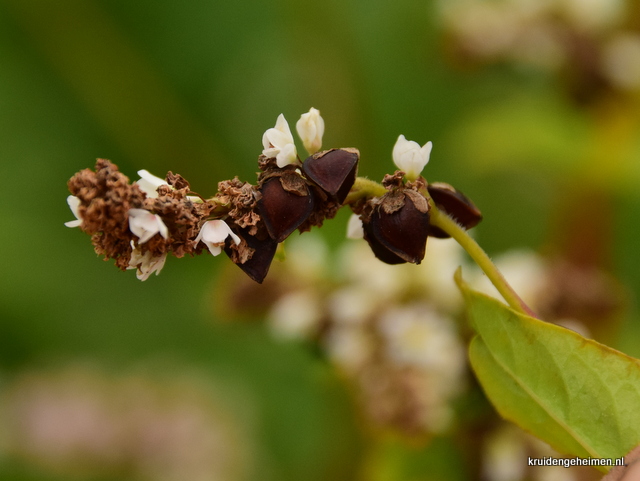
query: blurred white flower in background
[
  {"left": 268, "top": 290, "right": 322, "bottom": 340},
  {"left": 438, "top": 0, "right": 637, "bottom": 94},
  {"left": 346, "top": 213, "right": 364, "bottom": 239},
  {"left": 0, "top": 364, "right": 254, "bottom": 481},
  {"left": 324, "top": 326, "right": 374, "bottom": 374},
  {"left": 258, "top": 235, "right": 469, "bottom": 434},
  {"left": 483, "top": 424, "right": 528, "bottom": 481},
  {"left": 379, "top": 305, "right": 463, "bottom": 374},
  {"left": 602, "top": 33, "right": 640, "bottom": 90},
  {"left": 560, "top": 0, "right": 624, "bottom": 32},
  {"left": 285, "top": 233, "right": 330, "bottom": 282},
  {"left": 469, "top": 249, "right": 548, "bottom": 309}
]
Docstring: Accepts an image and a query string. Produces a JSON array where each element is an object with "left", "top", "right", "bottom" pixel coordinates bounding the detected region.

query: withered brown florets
[
  {"left": 67, "top": 160, "right": 217, "bottom": 270},
  {"left": 67, "top": 136, "right": 484, "bottom": 284},
  {"left": 217, "top": 177, "right": 261, "bottom": 236},
  {"left": 382, "top": 170, "right": 406, "bottom": 189},
  {"left": 68, "top": 159, "right": 146, "bottom": 269},
  {"left": 142, "top": 186, "right": 214, "bottom": 259}
]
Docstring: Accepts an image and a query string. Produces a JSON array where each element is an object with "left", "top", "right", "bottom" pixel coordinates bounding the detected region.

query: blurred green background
[{"left": 2, "top": 1, "right": 640, "bottom": 480}]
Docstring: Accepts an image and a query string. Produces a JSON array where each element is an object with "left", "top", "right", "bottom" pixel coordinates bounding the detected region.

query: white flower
[
  {"left": 128, "top": 209, "right": 169, "bottom": 244},
  {"left": 64, "top": 195, "right": 82, "bottom": 228},
  {"left": 194, "top": 220, "right": 240, "bottom": 256},
  {"left": 285, "top": 233, "right": 329, "bottom": 281},
  {"left": 346, "top": 213, "right": 364, "bottom": 239},
  {"left": 296, "top": 107, "right": 325, "bottom": 155},
  {"left": 379, "top": 304, "right": 464, "bottom": 373},
  {"left": 127, "top": 244, "right": 167, "bottom": 281},
  {"left": 392, "top": 134, "right": 433, "bottom": 180},
  {"left": 324, "top": 325, "right": 373, "bottom": 373},
  {"left": 469, "top": 249, "right": 547, "bottom": 310},
  {"left": 268, "top": 290, "right": 321, "bottom": 340},
  {"left": 262, "top": 114, "right": 298, "bottom": 167},
  {"left": 602, "top": 34, "right": 640, "bottom": 91},
  {"left": 561, "top": 0, "right": 624, "bottom": 32},
  {"left": 482, "top": 425, "right": 527, "bottom": 481},
  {"left": 135, "top": 170, "right": 168, "bottom": 198}
]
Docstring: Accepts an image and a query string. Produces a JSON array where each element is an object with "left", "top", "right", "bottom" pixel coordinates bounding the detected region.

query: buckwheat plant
[{"left": 66, "top": 108, "right": 640, "bottom": 478}]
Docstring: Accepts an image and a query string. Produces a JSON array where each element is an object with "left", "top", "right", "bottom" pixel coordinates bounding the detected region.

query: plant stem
[
  {"left": 343, "top": 176, "right": 536, "bottom": 316},
  {"left": 429, "top": 206, "right": 537, "bottom": 318},
  {"left": 344, "top": 177, "right": 387, "bottom": 204}
]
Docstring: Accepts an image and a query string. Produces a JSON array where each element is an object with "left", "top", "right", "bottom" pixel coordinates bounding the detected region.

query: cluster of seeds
[{"left": 65, "top": 108, "right": 482, "bottom": 282}]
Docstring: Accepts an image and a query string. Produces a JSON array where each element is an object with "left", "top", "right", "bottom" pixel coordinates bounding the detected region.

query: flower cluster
[
  {"left": 66, "top": 108, "right": 483, "bottom": 283},
  {"left": 349, "top": 135, "right": 482, "bottom": 266},
  {"left": 0, "top": 364, "right": 253, "bottom": 481},
  {"left": 439, "top": 0, "right": 640, "bottom": 103},
  {"left": 218, "top": 233, "right": 469, "bottom": 435},
  {"left": 66, "top": 108, "right": 361, "bottom": 283}
]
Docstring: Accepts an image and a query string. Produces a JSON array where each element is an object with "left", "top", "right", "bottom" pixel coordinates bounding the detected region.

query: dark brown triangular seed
[
  {"left": 302, "top": 148, "right": 359, "bottom": 204},
  {"left": 224, "top": 228, "right": 278, "bottom": 283},
  {"left": 257, "top": 177, "right": 315, "bottom": 243},
  {"left": 369, "top": 193, "right": 430, "bottom": 264},
  {"left": 427, "top": 182, "right": 482, "bottom": 238},
  {"left": 362, "top": 219, "right": 407, "bottom": 265}
]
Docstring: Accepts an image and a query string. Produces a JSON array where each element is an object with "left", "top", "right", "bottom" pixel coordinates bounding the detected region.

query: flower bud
[
  {"left": 392, "top": 135, "right": 432, "bottom": 181},
  {"left": 427, "top": 182, "right": 482, "bottom": 238},
  {"left": 296, "top": 107, "right": 325, "bottom": 155},
  {"left": 302, "top": 148, "right": 359, "bottom": 204}
]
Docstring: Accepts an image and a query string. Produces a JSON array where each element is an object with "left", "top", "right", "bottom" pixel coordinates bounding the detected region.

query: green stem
[
  {"left": 344, "top": 177, "right": 535, "bottom": 316},
  {"left": 429, "top": 206, "right": 537, "bottom": 318},
  {"left": 344, "top": 177, "right": 387, "bottom": 204}
]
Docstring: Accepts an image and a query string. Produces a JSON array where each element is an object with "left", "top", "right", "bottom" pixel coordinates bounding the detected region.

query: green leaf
[{"left": 455, "top": 269, "right": 640, "bottom": 471}]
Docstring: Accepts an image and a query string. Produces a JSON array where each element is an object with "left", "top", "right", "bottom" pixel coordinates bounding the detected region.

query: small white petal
[
  {"left": 135, "top": 170, "right": 168, "bottom": 198},
  {"left": 346, "top": 213, "right": 364, "bottom": 239},
  {"left": 128, "top": 209, "right": 169, "bottom": 244},
  {"left": 296, "top": 107, "right": 325, "bottom": 155},
  {"left": 195, "top": 220, "right": 240, "bottom": 256},
  {"left": 392, "top": 135, "right": 432, "bottom": 180},
  {"left": 128, "top": 243, "right": 167, "bottom": 281},
  {"left": 275, "top": 113, "right": 293, "bottom": 137},
  {"left": 276, "top": 143, "right": 298, "bottom": 168},
  {"left": 420, "top": 141, "right": 433, "bottom": 158},
  {"left": 65, "top": 195, "right": 82, "bottom": 228},
  {"left": 261, "top": 114, "right": 298, "bottom": 166}
]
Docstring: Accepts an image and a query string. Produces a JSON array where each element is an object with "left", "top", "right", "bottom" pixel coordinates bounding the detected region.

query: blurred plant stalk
[{"left": 4, "top": 0, "right": 225, "bottom": 177}]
